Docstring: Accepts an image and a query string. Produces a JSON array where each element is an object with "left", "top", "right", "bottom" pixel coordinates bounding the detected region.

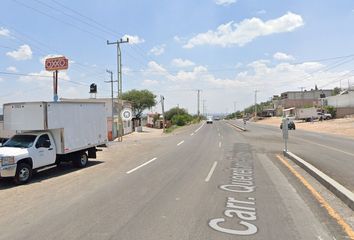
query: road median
[
  {"left": 226, "top": 121, "right": 247, "bottom": 131},
  {"left": 283, "top": 150, "right": 354, "bottom": 211}
]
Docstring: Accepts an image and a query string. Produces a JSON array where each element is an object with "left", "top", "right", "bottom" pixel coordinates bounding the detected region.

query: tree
[
  {"left": 332, "top": 87, "right": 341, "bottom": 96},
  {"left": 164, "top": 107, "right": 188, "bottom": 121},
  {"left": 121, "top": 89, "right": 156, "bottom": 119}
]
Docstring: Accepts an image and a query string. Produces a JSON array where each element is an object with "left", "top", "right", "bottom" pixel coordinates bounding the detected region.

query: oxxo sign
[
  {"left": 45, "top": 57, "right": 69, "bottom": 71},
  {"left": 44, "top": 56, "right": 69, "bottom": 102}
]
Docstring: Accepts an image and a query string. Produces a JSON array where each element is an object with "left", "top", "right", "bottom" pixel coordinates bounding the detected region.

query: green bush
[
  {"left": 324, "top": 106, "right": 336, "bottom": 118},
  {"left": 171, "top": 114, "right": 192, "bottom": 126}
]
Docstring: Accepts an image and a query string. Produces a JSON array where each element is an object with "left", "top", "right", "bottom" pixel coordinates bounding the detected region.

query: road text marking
[
  {"left": 205, "top": 161, "right": 218, "bottom": 182},
  {"left": 177, "top": 140, "right": 185, "bottom": 146},
  {"left": 126, "top": 157, "right": 157, "bottom": 174},
  {"left": 276, "top": 154, "right": 354, "bottom": 239}
]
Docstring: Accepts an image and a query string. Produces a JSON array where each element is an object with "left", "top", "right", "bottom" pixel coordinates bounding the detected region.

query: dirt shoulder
[{"left": 255, "top": 117, "right": 354, "bottom": 139}]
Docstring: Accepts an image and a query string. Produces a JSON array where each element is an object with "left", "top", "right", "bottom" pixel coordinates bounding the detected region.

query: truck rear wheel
[
  {"left": 73, "top": 152, "right": 88, "bottom": 168},
  {"left": 14, "top": 163, "right": 32, "bottom": 185}
]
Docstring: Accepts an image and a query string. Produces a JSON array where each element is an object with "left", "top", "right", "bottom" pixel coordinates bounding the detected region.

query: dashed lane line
[
  {"left": 126, "top": 157, "right": 158, "bottom": 174},
  {"left": 177, "top": 140, "right": 185, "bottom": 146},
  {"left": 205, "top": 161, "right": 218, "bottom": 182}
]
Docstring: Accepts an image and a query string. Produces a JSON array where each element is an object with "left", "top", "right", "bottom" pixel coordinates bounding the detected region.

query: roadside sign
[
  {"left": 121, "top": 108, "right": 132, "bottom": 121},
  {"left": 45, "top": 57, "right": 69, "bottom": 71}
]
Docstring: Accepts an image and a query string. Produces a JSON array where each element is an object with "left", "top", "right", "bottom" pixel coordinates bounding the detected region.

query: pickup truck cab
[{"left": 0, "top": 132, "right": 88, "bottom": 184}]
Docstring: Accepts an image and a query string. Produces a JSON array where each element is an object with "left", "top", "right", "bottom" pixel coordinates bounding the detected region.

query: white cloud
[
  {"left": 171, "top": 58, "right": 195, "bottom": 67},
  {"left": 174, "top": 35, "right": 182, "bottom": 43},
  {"left": 6, "top": 44, "right": 33, "bottom": 60},
  {"left": 256, "top": 9, "right": 266, "bottom": 15},
  {"left": 273, "top": 52, "right": 295, "bottom": 61},
  {"left": 122, "top": 66, "right": 132, "bottom": 75},
  {"left": 171, "top": 66, "right": 208, "bottom": 82},
  {"left": 183, "top": 12, "right": 304, "bottom": 48},
  {"left": 19, "top": 70, "right": 70, "bottom": 83},
  {"left": 0, "top": 77, "right": 3, "bottom": 82},
  {"left": 142, "top": 79, "right": 158, "bottom": 86},
  {"left": 150, "top": 44, "right": 166, "bottom": 56},
  {"left": 122, "top": 34, "right": 145, "bottom": 44},
  {"left": 215, "top": 0, "right": 237, "bottom": 6},
  {"left": 6, "top": 66, "right": 17, "bottom": 73},
  {"left": 146, "top": 61, "right": 169, "bottom": 76},
  {"left": 0, "top": 27, "right": 10, "bottom": 37}
]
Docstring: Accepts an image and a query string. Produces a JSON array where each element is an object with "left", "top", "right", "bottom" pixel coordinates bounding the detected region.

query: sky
[{"left": 1, "top": 0, "right": 354, "bottom": 114}]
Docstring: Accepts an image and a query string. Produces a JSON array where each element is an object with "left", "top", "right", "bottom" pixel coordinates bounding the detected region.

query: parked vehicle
[
  {"left": 0, "top": 101, "right": 107, "bottom": 184},
  {"left": 295, "top": 107, "right": 318, "bottom": 122},
  {"left": 317, "top": 112, "right": 332, "bottom": 120},
  {"left": 0, "top": 120, "right": 16, "bottom": 144},
  {"left": 206, "top": 116, "right": 213, "bottom": 124},
  {"left": 280, "top": 120, "right": 296, "bottom": 130}
]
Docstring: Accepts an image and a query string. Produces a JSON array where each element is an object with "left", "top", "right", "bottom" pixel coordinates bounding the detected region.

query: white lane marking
[
  {"left": 177, "top": 140, "right": 185, "bottom": 146},
  {"left": 219, "top": 142, "right": 222, "bottom": 148},
  {"left": 126, "top": 157, "right": 157, "bottom": 174},
  {"left": 205, "top": 161, "right": 218, "bottom": 182},
  {"left": 190, "top": 133, "right": 194, "bottom": 136},
  {"left": 297, "top": 138, "right": 354, "bottom": 157},
  {"left": 194, "top": 122, "right": 205, "bottom": 133},
  {"left": 218, "top": 133, "right": 220, "bottom": 137}
]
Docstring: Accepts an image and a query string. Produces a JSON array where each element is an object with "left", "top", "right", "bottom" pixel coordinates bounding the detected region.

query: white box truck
[
  {"left": 0, "top": 101, "right": 107, "bottom": 184},
  {"left": 0, "top": 121, "right": 15, "bottom": 145},
  {"left": 295, "top": 107, "right": 318, "bottom": 122}
]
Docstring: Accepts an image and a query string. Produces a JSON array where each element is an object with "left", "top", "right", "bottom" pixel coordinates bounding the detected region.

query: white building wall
[{"left": 327, "top": 91, "right": 354, "bottom": 108}]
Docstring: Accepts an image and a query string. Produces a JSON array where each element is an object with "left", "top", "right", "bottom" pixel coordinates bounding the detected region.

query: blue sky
[{"left": 1, "top": 0, "right": 354, "bottom": 114}]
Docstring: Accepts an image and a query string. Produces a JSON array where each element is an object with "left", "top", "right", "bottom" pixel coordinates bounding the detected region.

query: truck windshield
[{"left": 3, "top": 135, "right": 37, "bottom": 148}]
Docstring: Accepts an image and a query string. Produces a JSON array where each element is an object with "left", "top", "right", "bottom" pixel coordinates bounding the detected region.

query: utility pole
[
  {"left": 160, "top": 95, "right": 165, "bottom": 133},
  {"left": 105, "top": 70, "right": 118, "bottom": 140},
  {"left": 196, "top": 89, "right": 201, "bottom": 117},
  {"left": 107, "top": 38, "right": 129, "bottom": 141},
  {"left": 254, "top": 90, "right": 258, "bottom": 120},
  {"left": 203, "top": 100, "right": 206, "bottom": 117}
]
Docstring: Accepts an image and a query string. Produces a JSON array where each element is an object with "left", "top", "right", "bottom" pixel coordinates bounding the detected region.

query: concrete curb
[
  {"left": 226, "top": 121, "right": 247, "bottom": 131},
  {"left": 283, "top": 151, "right": 354, "bottom": 211}
]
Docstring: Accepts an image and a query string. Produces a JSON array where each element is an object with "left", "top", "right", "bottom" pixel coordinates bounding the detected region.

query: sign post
[
  {"left": 45, "top": 56, "right": 69, "bottom": 102},
  {"left": 282, "top": 118, "right": 289, "bottom": 152}
]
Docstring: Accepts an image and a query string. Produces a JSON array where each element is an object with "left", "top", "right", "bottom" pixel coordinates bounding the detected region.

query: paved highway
[
  {"left": 232, "top": 120, "right": 354, "bottom": 192},
  {"left": 0, "top": 121, "right": 352, "bottom": 239}
]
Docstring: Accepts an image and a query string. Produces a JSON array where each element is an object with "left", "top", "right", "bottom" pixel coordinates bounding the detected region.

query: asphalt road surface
[
  {"left": 0, "top": 121, "right": 352, "bottom": 240},
  {"left": 232, "top": 119, "right": 354, "bottom": 192}
]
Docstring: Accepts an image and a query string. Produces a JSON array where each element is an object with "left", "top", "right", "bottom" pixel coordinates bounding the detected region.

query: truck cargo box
[{"left": 3, "top": 102, "right": 107, "bottom": 154}]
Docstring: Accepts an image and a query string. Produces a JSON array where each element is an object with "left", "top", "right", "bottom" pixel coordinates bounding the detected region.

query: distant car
[
  {"left": 317, "top": 112, "right": 332, "bottom": 120},
  {"left": 214, "top": 116, "right": 220, "bottom": 121},
  {"left": 206, "top": 116, "right": 213, "bottom": 124},
  {"left": 280, "top": 120, "right": 296, "bottom": 130}
]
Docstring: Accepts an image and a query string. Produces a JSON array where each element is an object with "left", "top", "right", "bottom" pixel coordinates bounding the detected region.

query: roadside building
[
  {"left": 61, "top": 98, "right": 134, "bottom": 140},
  {"left": 326, "top": 89, "right": 354, "bottom": 117},
  {"left": 279, "top": 89, "right": 333, "bottom": 109}
]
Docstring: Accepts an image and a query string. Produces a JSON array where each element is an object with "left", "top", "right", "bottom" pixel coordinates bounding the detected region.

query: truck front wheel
[
  {"left": 73, "top": 152, "right": 88, "bottom": 168},
  {"left": 14, "top": 163, "right": 32, "bottom": 185}
]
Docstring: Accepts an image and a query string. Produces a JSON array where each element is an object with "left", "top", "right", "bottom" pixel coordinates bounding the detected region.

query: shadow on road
[{"left": 0, "top": 160, "right": 103, "bottom": 189}]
